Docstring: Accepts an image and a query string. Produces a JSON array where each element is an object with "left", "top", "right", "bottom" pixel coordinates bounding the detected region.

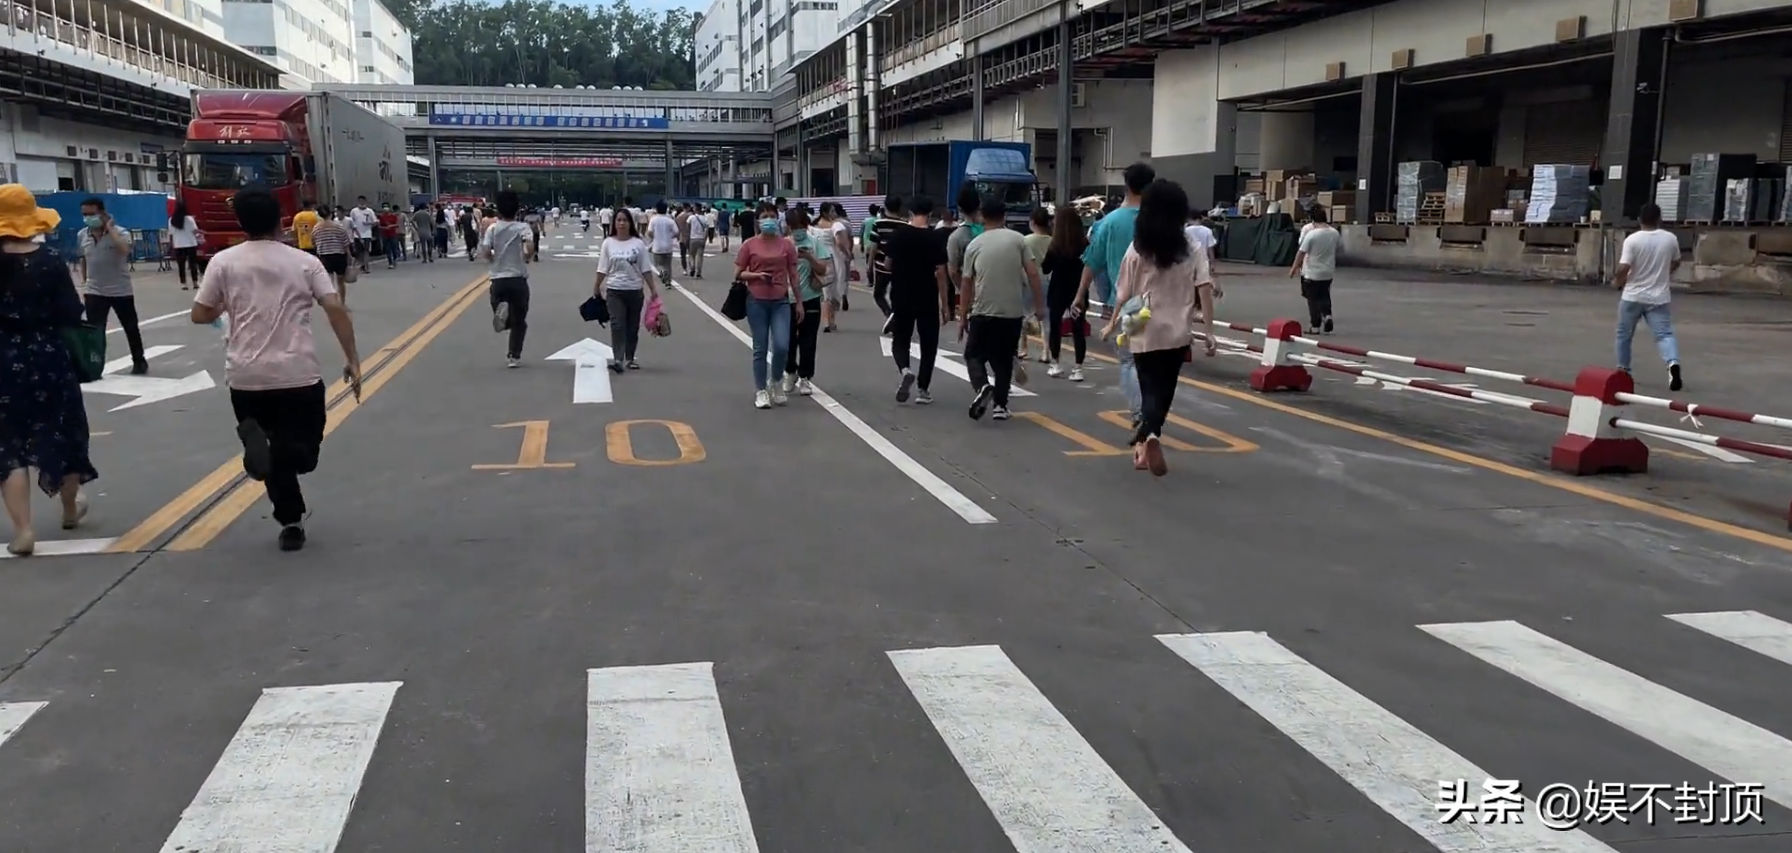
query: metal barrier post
[
  {"left": 1550, "top": 367, "right": 1649, "bottom": 475},
  {"left": 1248, "top": 319, "right": 1312, "bottom": 393}
]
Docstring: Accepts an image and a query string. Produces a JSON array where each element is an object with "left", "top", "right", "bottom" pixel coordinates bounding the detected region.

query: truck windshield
[
  {"left": 975, "top": 181, "right": 1034, "bottom": 205},
  {"left": 184, "top": 152, "right": 290, "bottom": 190}
]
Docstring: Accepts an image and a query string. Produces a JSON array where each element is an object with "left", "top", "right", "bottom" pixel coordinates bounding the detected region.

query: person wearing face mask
[
  {"left": 733, "top": 203, "right": 802, "bottom": 409},
  {"left": 76, "top": 198, "right": 147, "bottom": 374}
]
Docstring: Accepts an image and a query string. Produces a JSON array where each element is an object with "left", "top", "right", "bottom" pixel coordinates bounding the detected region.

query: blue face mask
[{"left": 759, "top": 219, "right": 779, "bottom": 236}]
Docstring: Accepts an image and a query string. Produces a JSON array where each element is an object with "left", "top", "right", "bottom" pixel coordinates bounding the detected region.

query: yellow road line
[
  {"left": 1045, "top": 336, "right": 1792, "bottom": 553},
  {"left": 109, "top": 275, "right": 491, "bottom": 554}
]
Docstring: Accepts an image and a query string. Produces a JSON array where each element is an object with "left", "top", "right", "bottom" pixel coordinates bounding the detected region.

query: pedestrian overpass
[{"left": 318, "top": 84, "right": 780, "bottom": 194}]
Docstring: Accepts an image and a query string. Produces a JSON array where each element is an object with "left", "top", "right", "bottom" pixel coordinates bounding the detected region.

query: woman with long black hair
[
  {"left": 168, "top": 200, "right": 201, "bottom": 289},
  {"left": 1100, "top": 179, "right": 1209, "bottom": 476},
  {"left": 1042, "top": 205, "right": 1088, "bottom": 381}
]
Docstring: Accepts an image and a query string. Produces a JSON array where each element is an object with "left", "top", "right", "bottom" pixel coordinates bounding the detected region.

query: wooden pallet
[
  {"left": 1373, "top": 212, "right": 1396, "bottom": 224},
  {"left": 1720, "top": 221, "right": 1775, "bottom": 227}
]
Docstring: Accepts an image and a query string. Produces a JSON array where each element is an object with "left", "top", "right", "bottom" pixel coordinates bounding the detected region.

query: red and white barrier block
[{"left": 1549, "top": 368, "right": 1651, "bottom": 476}]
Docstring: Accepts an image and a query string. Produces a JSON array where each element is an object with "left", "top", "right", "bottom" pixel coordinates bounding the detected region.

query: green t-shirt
[
  {"left": 963, "top": 227, "right": 1030, "bottom": 318},
  {"left": 793, "top": 228, "right": 830, "bottom": 302}
]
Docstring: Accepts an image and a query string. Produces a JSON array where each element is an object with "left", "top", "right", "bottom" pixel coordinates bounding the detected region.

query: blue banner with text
[{"left": 429, "top": 109, "right": 669, "bottom": 130}]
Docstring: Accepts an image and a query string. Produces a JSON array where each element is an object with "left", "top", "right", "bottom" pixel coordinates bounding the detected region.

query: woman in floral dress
[{"left": 0, "top": 184, "right": 97, "bottom": 555}]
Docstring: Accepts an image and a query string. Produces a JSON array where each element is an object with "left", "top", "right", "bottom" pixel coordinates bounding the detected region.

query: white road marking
[
  {"left": 546, "top": 338, "right": 616, "bottom": 404},
  {"left": 675, "top": 280, "right": 996, "bottom": 524},
  {"left": 0, "top": 537, "right": 118, "bottom": 559},
  {"left": 101, "top": 343, "right": 182, "bottom": 376},
  {"left": 1653, "top": 435, "right": 1754, "bottom": 463},
  {"left": 1160, "top": 631, "right": 1616, "bottom": 852},
  {"left": 1667, "top": 610, "right": 1792, "bottom": 666},
  {"left": 113, "top": 310, "right": 191, "bottom": 335},
  {"left": 887, "top": 645, "right": 1194, "bottom": 853},
  {"left": 0, "top": 701, "right": 46, "bottom": 748},
  {"left": 1422, "top": 620, "right": 1792, "bottom": 806},
  {"left": 586, "top": 662, "right": 759, "bottom": 853},
  {"left": 877, "top": 337, "right": 1036, "bottom": 397},
  {"left": 157, "top": 681, "right": 401, "bottom": 853}
]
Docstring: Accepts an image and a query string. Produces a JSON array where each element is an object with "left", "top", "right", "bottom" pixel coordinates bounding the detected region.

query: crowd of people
[{"left": 0, "top": 156, "right": 1694, "bottom": 554}]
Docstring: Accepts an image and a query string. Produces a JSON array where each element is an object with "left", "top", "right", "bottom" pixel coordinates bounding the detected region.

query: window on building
[
  {"left": 361, "top": 65, "right": 375, "bottom": 72},
  {"left": 360, "top": 30, "right": 372, "bottom": 37}
]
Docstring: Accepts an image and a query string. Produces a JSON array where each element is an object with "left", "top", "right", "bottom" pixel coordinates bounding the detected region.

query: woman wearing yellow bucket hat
[{"left": 0, "top": 183, "right": 98, "bottom": 555}]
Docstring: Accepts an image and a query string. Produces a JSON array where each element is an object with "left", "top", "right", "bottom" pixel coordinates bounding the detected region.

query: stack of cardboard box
[
  {"left": 1316, "top": 190, "right": 1355, "bottom": 224},
  {"left": 1444, "top": 165, "right": 1512, "bottom": 224}
]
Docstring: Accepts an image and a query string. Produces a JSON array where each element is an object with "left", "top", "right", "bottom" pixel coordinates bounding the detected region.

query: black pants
[
  {"left": 606, "top": 288, "right": 644, "bottom": 361},
  {"left": 434, "top": 227, "right": 449, "bottom": 255},
  {"left": 963, "top": 315, "right": 1024, "bottom": 407},
  {"left": 872, "top": 270, "right": 892, "bottom": 316},
  {"left": 785, "top": 297, "right": 823, "bottom": 379},
  {"left": 463, "top": 230, "right": 477, "bottom": 258},
  {"left": 1132, "top": 347, "right": 1189, "bottom": 444},
  {"left": 490, "top": 276, "right": 530, "bottom": 358},
  {"left": 84, "top": 294, "right": 145, "bottom": 367},
  {"left": 1046, "top": 290, "right": 1087, "bottom": 364},
  {"left": 230, "top": 381, "right": 326, "bottom": 527},
  {"left": 1300, "top": 277, "right": 1334, "bottom": 328},
  {"left": 888, "top": 301, "right": 940, "bottom": 389},
  {"left": 174, "top": 246, "right": 201, "bottom": 285}
]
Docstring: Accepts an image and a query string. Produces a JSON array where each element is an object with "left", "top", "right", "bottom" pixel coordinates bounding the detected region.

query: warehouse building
[{"left": 782, "top": 0, "right": 1792, "bottom": 294}]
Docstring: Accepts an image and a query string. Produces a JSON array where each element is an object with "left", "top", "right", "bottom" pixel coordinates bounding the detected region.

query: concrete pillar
[
  {"left": 1257, "top": 109, "right": 1315, "bottom": 171},
  {"left": 795, "top": 120, "right": 807, "bottom": 195},
  {"left": 1602, "top": 27, "right": 1668, "bottom": 222},
  {"left": 1055, "top": 10, "right": 1073, "bottom": 206},
  {"left": 971, "top": 53, "right": 985, "bottom": 141},
  {"left": 1150, "top": 46, "right": 1236, "bottom": 210},
  {"left": 664, "top": 139, "right": 676, "bottom": 199},
  {"left": 1354, "top": 72, "right": 1396, "bottom": 227},
  {"left": 426, "top": 136, "right": 441, "bottom": 198}
]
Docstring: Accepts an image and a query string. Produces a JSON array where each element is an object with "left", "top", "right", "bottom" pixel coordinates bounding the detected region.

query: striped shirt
[{"left": 312, "top": 220, "right": 349, "bottom": 256}]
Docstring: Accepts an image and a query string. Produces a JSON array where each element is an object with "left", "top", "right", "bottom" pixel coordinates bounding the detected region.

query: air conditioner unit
[{"left": 1069, "top": 82, "right": 1088, "bottom": 108}]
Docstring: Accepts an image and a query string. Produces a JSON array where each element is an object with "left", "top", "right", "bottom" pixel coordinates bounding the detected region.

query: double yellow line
[{"left": 109, "top": 274, "right": 493, "bottom": 554}]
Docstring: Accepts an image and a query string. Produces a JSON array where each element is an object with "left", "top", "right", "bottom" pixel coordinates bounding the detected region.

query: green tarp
[{"left": 1216, "top": 214, "right": 1298, "bottom": 267}]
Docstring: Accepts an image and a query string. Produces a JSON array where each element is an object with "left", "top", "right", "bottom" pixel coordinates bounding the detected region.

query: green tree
[{"left": 403, "top": 0, "right": 695, "bottom": 90}]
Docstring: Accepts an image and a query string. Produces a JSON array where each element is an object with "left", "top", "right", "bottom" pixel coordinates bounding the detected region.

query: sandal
[{"left": 61, "top": 491, "right": 89, "bottom": 530}]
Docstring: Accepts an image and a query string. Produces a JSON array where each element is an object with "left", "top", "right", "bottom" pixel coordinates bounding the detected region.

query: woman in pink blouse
[
  {"left": 1101, "top": 179, "right": 1211, "bottom": 476},
  {"left": 733, "top": 203, "right": 805, "bottom": 409}
]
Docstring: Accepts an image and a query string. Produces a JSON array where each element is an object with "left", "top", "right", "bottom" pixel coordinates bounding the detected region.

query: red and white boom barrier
[{"left": 1201, "top": 318, "right": 1792, "bottom": 529}]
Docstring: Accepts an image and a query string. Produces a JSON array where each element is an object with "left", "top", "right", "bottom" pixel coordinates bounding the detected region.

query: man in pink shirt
[{"left": 190, "top": 187, "right": 361, "bottom": 551}]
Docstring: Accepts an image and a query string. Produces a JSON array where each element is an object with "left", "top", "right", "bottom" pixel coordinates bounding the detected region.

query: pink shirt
[
  {"left": 195, "top": 240, "right": 337, "bottom": 391},
  {"left": 734, "top": 235, "right": 798, "bottom": 301},
  {"left": 1115, "top": 242, "right": 1209, "bottom": 354}
]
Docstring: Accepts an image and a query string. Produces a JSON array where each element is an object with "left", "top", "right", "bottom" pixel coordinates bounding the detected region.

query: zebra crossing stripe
[
  {"left": 1158, "top": 632, "right": 1617, "bottom": 853},
  {"left": 0, "top": 701, "right": 45, "bottom": 749},
  {"left": 157, "top": 682, "right": 401, "bottom": 853},
  {"left": 586, "top": 662, "right": 758, "bottom": 853},
  {"left": 1666, "top": 610, "right": 1792, "bottom": 667},
  {"left": 1422, "top": 620, "right": 1792, "bottom": 807},
  {"left": 887, "top": 644, "right": 1194, "bottom": 853}
]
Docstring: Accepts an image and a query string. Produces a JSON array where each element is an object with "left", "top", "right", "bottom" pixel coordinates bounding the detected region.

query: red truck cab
[{"left": 180, "top": 91, "right": 315, "bottom": 259}]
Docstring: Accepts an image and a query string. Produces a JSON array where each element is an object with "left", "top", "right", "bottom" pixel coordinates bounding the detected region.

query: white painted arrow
[
  {"left": 878, "top": 337, "right": 1037, "bottom": 397},
  {"left": 82, "top": 345, "right": 218, "bottom": 411},
  {"left": 545, "top": 338, "right": 615, "bottom": 404}
]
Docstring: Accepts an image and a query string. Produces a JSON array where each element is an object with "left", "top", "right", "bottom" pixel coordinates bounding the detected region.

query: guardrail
[{"left": 1196, "top": 317, "right": 1792, "bottom": 529}]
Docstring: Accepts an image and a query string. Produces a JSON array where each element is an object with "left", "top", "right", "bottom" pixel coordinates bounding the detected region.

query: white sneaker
[
  {"left": 1047, "top": 363, "right": 1064, "bottom": 379},
  {"left": 506, "top": 357, "right": 520, "bottom": 369},
  {"left": 1069, "top": 367, "right": 1084, "bottom": 382},
  {"left": 754, "top": 390, "right": 771, "bottom": 409},
  {"left": 781, "top": 374, "right": 796, "bottom": 394},
  {"left": 771, "top": 389, "right": 789, "bottom": 406},
  {"left": 797, "top": 378, "right": 814, "bottom": 396}
]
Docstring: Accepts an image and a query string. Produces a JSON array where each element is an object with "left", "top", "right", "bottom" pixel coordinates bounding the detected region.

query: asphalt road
[{"left": 2, "top": 239, "right": 1792, "bottom": 853}]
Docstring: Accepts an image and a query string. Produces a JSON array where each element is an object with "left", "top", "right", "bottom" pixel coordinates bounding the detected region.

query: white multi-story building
[
  {"left": 694, "top": 0, "right": 743, "bottom": 93},
  {"left": 220, "top": 0, "right": 358, "bottom": 86},
  {"left": 699, "top": 0, "right": 838, "bottom": 93},
  {"left": 144, "top": 0, "right": 226, "bottom": 39},
  {"left": 352, "top": 0, "right": 414, "bottom": 85}
]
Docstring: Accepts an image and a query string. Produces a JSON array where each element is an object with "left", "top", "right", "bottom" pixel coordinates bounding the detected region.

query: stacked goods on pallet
[
  {"left": 1656, "top": 177, "right": 1688, "bottom": 222},
  {"left": 1394, "top": 161, "right": 1445, "bottom": 224},
  {"left": 1685, "top": 153, "right": 1755, "bottom": 222},
  {"left": 1443, "top": 165, "right": 1510, "bottom": 224},
  {"left": 1524, "top": 165, "right": 1591, "bottom": 223},
  {"left": 1780, "top": 167, "right": 1792, "bottom": 222}
]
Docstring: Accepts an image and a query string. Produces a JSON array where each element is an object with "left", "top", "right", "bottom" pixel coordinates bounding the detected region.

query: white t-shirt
[
  {"left": 350, "top": 206, "right": 377, "bottom": 239},
  {"left": 597, "top": 236, "right": 652, "bottom": 291},
  {"left": 1184, "top": 223, "right": 1215, "bottom": 256},
  {"left": 170, "top": 216, "right": 200, "bottom": 249},
  {"left": 1298, "top": 225, "right": 1340, "bottom": 280},
  {"left": 687, "top": 214, "right": 707, "bottom": 241},
  {"left": 1619, "top": 229, "right": 1680, "bottom": 305},
  {"left": 648, "top": 214, "right": 680, "bottom": 253}
]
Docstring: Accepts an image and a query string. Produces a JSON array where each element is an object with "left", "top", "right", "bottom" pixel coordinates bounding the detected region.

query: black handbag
[
  {"left": 720, "top": 280, "right": 749, "bottom": 321},
  {"left": 579, "top": 294, "right": 610, "bottom": 325}
]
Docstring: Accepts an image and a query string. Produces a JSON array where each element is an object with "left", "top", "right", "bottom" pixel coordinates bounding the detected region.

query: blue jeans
[
  {"left": 747, "top": 297, "right": 791, "bottom": 391},
  {"left": 1616, "top": 299, "right": 1678, "bottom": 371},
  {"left": 1116, "top": 342, "right": 1141, "bottom": 421}
]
